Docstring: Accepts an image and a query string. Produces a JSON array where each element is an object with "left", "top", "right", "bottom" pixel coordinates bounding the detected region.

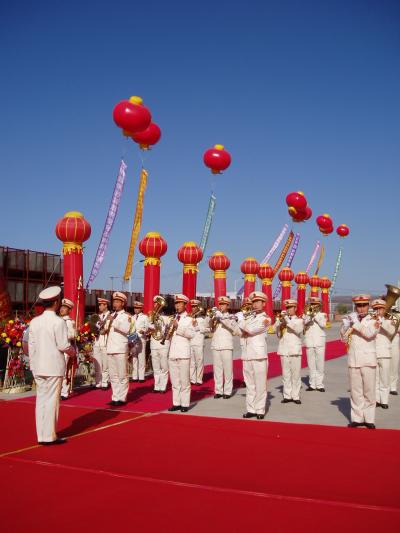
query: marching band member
[
  {"left": 148, "top": 295, "right": 170, "bottom": 393},
  {"left": 341, "top": 294, "right": 379, "bottom": 429},
  {"left": 238, "top": 291, "right": 271, "bottom": 419},
  {"left": 303, "top": 297, "right": 327, "bottom": 392},
  {"left": 210, "top": 296, "right": 239, "bottom": 399},
  {"left": 28, "top": 286, "right": 75, "bottom": 445},
  {"left": 92, "top": 297, "right": 110, "bottom": 390},
  {"left": 106, "top": 292, "right": 131, "bottom": 406},
  {"left": 131, "top": 301, "right": 149, "bottom": 383},
  {"left": 168, "top": 294, "right": 196, "bottom": 412},
  {"left": 390, "top": 330, "right": 400, "bottom": 396},
  {"left": 274, "top": 300, "right": 304, "bottom": 404},
  {"left": 236, "top": 297, "right": 251, "bottom": 384},
  {"left": 189, "top": 299, "right": 208, "bottom": 385},
  {"left": 371, "top": 299, "right": 395, "bottom": 409},
  {"left": 59, "top": 298, "right": 77, "bottom": 400}
]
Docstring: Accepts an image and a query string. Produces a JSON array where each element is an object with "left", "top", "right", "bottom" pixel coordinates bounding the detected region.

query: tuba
[
  {"left": 384, "top": 284, "right": 400, "bottom": 338},
  {"left": 148, "top": 296, "right": 166, "bottom": 341}
]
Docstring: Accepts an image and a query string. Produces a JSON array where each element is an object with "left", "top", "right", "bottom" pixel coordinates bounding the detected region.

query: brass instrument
[
  {"left": 148, "top": 296, "right": 166, "bottom": 341},
  {"left": 190, "top": 306, "right": 204, "bottom": 319},
  {"left": 275, "top": 311, "right": 287, "bottom": 338},
  {"left": 384, "top": 284, "right": 400, "bottom": 339},
  {"left": 243, "top": 309, "right": 256, "bottom": 320},
  {"left": 160, "top": 313, "right": 179, "bottom": 345},
  {"left": 303, "top": 303, "right": 319, "bottom": 333}
]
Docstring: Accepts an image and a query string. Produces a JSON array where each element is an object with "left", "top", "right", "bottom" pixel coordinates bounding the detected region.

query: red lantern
[
  {"left": 336, "top": 224, "right": 350, "bottom": 237},
  {"left": 304, "top": 206, "right": 312, "bottom": 220},
  {"left": 286, "top": 191, "right": 307, "bottom": 210},
  {"left": 289, "top": 207, "right": 308, "bottom": 222},
  {"left": 320, "top": 226, "right": 334, "bottom": 236},
  {"left": 130, "top": 123, "right": 161, "bottom": 149},
  {"left": 316, "top": 214, "right": 332, "bottom": 230},
  {"left": 203, "top": 144, "right": 231, "bottom": 174},
  {"left": 278, "top": 267, "right": 294, "bottom": 283},
  {"left": 113, "top": 96, "right": 152, "bottom": 133}
]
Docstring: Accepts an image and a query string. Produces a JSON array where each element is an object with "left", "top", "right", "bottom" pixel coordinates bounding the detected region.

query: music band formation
[{"left": 27, "top": 284, "right": 400, "bottom": 444}]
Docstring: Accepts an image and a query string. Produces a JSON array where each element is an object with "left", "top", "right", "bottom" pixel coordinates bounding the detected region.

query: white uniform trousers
[
  {"left": 390, "top": 344, "right": 399, "bottom": 392},
  {"left": 93, "top": 345, "right": 109, "bottom": 387},
  {"left": 34, "top": 375, "right": 62, "bottom": 443},
  {"left": 281, "top": 355, "right": 302, "bottom": 400},
  {"left": 169, "top": 358, "right": 191, "bottom": 407},
  {"left": 131, "top": 341, "right": 146, "bottom": 380},
  {"left": 107, "top": 353, "right": 129, "bottom": 402},
  {"left": 61, "top": 354, "right": 70, "bottom": 398},
  {"left": 349, "top": 366, "right": 376, "bottom": 424},
  {"left": 376, "top": 358, "right": 391, "bottom": 405},
  {"left": 306, "top": 346, "right": 325, "bottom": 389},
  {"left": 212, "top": 349, "right": 233, "bottom": 395},
  {"left": 190, "top": 345, "right": 204, "bottom": 384},
  {"left": 151, "top": 347, "right": 169, "bottom": 391},
  {"left": 243, "top": 359, "right": 268, "bottom": 414}
]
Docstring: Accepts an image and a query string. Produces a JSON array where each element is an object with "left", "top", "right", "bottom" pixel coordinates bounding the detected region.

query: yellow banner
[
  {"left": 314, "top": 244, "right": 325, "bottom": 275},
  {"left": 123, "top": 168, "right": 148, "bottom": 281},
  {"left": 273, "top": 231, "right": 294, "bottom": 273}
]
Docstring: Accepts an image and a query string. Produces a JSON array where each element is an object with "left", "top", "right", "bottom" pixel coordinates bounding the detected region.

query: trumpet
[
  {"left": 160, "top": 313, "right": 179, "bottom": 345},
  {"left": 190, "top": 306, "right": 204, "bottom": 319}
]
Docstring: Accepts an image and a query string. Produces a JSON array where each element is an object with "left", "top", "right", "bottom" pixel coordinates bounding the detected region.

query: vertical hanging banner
[
  {"left": 273, "top": 231, "right": 294, "bottom": 273},
  {"left": 273, "top": 233, "right": 300, "bottom": 298},
  {"left": 305, "top": 241, "right": 321, "bottom": 273},
  {"left": 314, "top": 244, "right": 325, "bottom": 275},
  {"left": 86, "top": 160, "right": 127, "bottom": 288},
  {"left": 199, "top": 193, "right": 216, "bottom": 253},
  {"left": 123, "top": 168, "right": 148, "bottom": 281},
  {"left": 329, "top": 247, "right": 342, "bottom": 296}
]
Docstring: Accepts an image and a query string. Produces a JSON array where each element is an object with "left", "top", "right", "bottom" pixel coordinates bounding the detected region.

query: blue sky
[{"left": 1, "top": 0, "right": 399, "bottom": 296}]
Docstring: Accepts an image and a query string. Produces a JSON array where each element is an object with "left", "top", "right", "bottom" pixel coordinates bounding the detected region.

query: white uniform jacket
[
  {"left": 93, "top": 311, "right": 110, "bottom": 349},
  {"left": 63, "top": 315, "right": 77, "bottom": 342},
  {"left": 106, "top": 310, "right": 131, "bottom": 355},
  {"left": 28, "top": 310, "right": 74, "bottom": 376},
  {"left": 376, "top": 318, "right": 395, "bottom": 359},
  {"left": 275, "top": 316, "right": 304, "bottom": 356},
  {"left": 303, "top": 312, "right": 327, "bottom": 348},
  {"left": 341, "top": 314, "right": 378, "bottom": 367},
  {"left": 168, "top": 312, "right": 196, "bottom": 360},
  {"left": 190, "top": 316, "right": 209, "bottom": 347},
  {"left": 238, "top": 312, "right": 270, "bottom": 360},
  {"left": 132, "top": 312, "right": 149, "bottom": 340},
  {"left": 149, "top": 315, "right": 170, "bottom": 351},
  {"left": 211, "top": 313, "right": 239, "bottom": 350}
]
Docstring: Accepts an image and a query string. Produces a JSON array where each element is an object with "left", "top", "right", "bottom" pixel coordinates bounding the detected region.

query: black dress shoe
[
  {"left": 101, "top": 387, "right": 108, "bottom": 391},
  {"left": 390, "top": 391, "right": 398, "bottom": 395},
  {"left": 242, "top": 412, "right": 257, "bottom": 418},
  {"left": 108, "top": 401, "right": 118, "bottom": 406},
  {"left": 180, "top": 407, "right": 189, "bottom": 412},
  {"left": 223, "top": 394, "right": 231, "bottom": 399},
  {"left": 190, "top": 381, "right": 196, "bottom": 385},
  {"left": 159, "top": 390, "right": 166, "bottom": 394},
  {"left": 214, "top": 394, "right": 223, "bottom": 399},
  {"left": 317, "top": 388, "right": 325, "bottom": 392},
  {"left": 132, "top": 379, "right": 138, "bottom": 382},
  {"left": 153, "top": 389, "right": 159, "bottom": 393},
  {"left": 39, "top": 438, "right": 67, "bottom": 446},
  {"left": 196, "top": 382, "right": 203, "bottom": 385},
  {"left": 381, "top": 404, "right": 389, "bottom": 409},
  {"left": 168, "top": 405, "right": 181, "bottom": 412},
  {"left": 117, "top": 401, "right": 126, "bottom": 406},
  {"left": 294, "top": 400, "right": 302, "bottom": 405},
  {"left": 306, "top": 387, "right": 316, "bottom": 392},
  {"left": 365, "top": 423, "right": 376, "bottom": 429},
  {"left": 256, "top": 414, "right": 265, "bottom": 420},
  {"left": 376, "top": 402, "right": 382, "bottom": 407},
  {"left": 281, "top": 398, "right": 292, "bottom": 403},
  {"left": 348, "top": 422, "right": 362, "bottom": 428},
  {"left": 61, "top": 396, "right": 68, "bottom": 401},
  {"left": 139, "top": 379, "right": 145, "bottom": 383}
]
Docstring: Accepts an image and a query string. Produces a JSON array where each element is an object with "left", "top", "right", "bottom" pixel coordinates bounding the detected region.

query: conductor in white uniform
[{"left": 28, "top": 286, "right": 75, "bottom": 445}]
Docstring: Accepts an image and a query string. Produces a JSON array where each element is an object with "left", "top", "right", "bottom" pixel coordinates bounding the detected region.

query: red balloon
[
  {"left": 131, "top": 123, "right": 161, "bottom": 149},
  {"left": 286, "top": 191, "right": 307, "bottom": 210},
  {"left": 336, "top": 224, "right": 350, "bottom": 237},
  {"left": 289, "top": 207, "right": 307, "bottom": 222},
  {"left": 320, "top": 226, "right": 334, "bottom": 235},
  {"left": 203, "top": 144, "right": 231, "bottom": 174},
  {"left": 304, "top": 206, "right": 312, "bottom": 220},
  {"left": 316, "top": 214, "right": 332, "bottom": 229},
  {"left": 113, "top": 99, "right": 151, "bottom": 133}
]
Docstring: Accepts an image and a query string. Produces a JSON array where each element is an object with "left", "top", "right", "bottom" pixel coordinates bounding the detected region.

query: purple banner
[
  {"left": 273, "top": 232, "right": 300, "bottom": 298},
  {"left": 86, "top": 159, "right": 127, "bottom": 288}
]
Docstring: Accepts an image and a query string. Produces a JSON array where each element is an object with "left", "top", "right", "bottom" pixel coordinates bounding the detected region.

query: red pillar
[
  {"left": 138, "top": 232, "right": 168, "bottom": 314},
  {"left": 208, "top": 251, "right": 230, "bottom": 306},
  {"left": 258, "top": 263, "right": 275, "bottom": 324},
  {"left": 177, "top": 242, "right": 203, "bottom": 306},
  {"left": 309, "top": 275, "right": 320, "bottom": 299},
  {"left": 319, "top": 276, "right": 332, "bottom": 324},
  {"left": 295, "top": 271, "right": 309, "bottom": 316},
  {"left": 278, "top": 267, "right": 294, "bottom": 310},
  {"left": 240, "top": 257, "right": 260, "bottom": 298},
  {"left": 55, "top": 211, "right": 91, "bottom": 327}
]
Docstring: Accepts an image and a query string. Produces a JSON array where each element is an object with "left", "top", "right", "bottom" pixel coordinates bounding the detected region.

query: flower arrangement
[
  {"left": 0, "top": 317, "right": 29, "bottom": 349},
  {"left": 76, "top": 322, "right": 96, "bottom": 356}
]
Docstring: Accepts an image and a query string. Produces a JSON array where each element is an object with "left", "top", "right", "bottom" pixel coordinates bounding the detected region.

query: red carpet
[
  {"left": 1, "top": 400, "right": 399, "bottom": 532},
  {"left": 15, "top": 339, "right": 346, "bottom": 414}
]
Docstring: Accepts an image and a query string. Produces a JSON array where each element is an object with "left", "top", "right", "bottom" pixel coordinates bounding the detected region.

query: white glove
[
  {"left": 303, "top": 315, "right": 311, "bottom": 324},
  {"left": 215, "top": 310, "right": 223, "bottom": 320},
  {"left": 349, "top": 312, "right": 359, "bottom": 324},
  {"left": 342, "top": 318, "right": 351, "bottom": 329}
]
